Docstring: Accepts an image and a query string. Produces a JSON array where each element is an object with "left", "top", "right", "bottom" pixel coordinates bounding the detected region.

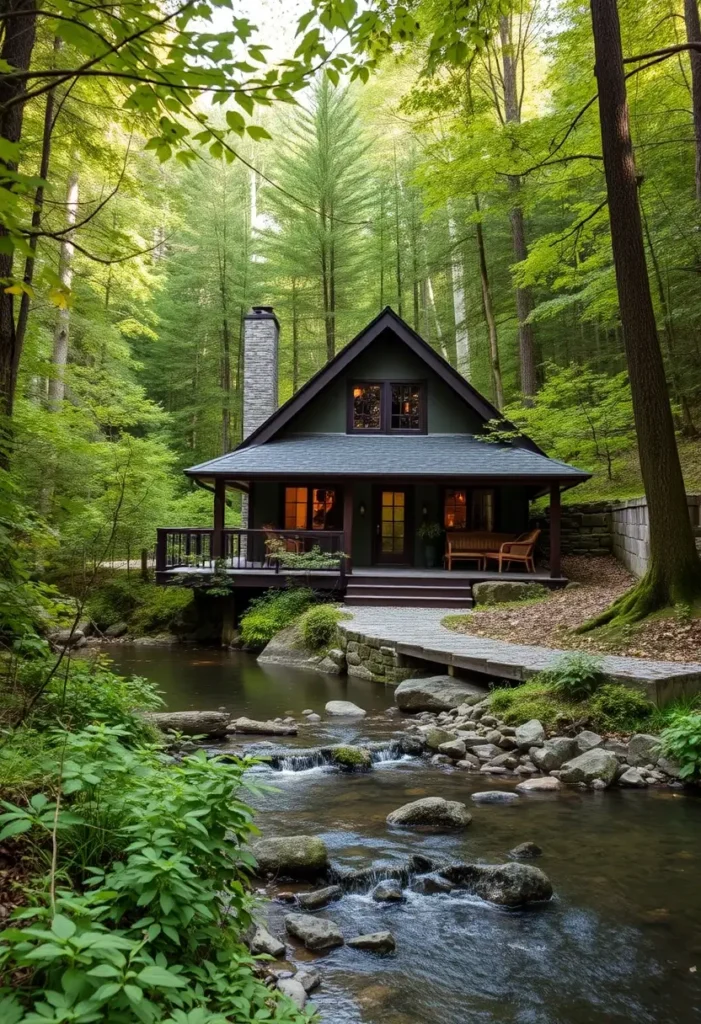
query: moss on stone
[{"left": 330, "top": 745, "right": 372, "bottom": 771}]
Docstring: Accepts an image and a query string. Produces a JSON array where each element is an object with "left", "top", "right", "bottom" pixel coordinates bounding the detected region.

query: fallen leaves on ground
[{"left": 449, "top": 556, "right": 701, "bottom": 663}]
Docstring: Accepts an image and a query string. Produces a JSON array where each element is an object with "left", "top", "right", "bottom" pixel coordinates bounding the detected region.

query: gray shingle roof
[{"left": 185, "top": 433, "right": 589, "bottom": 482}]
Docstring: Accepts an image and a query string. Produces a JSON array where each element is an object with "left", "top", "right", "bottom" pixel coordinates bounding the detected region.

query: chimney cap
[{"left": 245, "top": 305, "right": 279, "bottom": 328}]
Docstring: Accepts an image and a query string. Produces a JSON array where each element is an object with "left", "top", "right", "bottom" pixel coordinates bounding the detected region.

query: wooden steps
[{"left": 345, "top": 572, "right": 473, "bottom": 609}]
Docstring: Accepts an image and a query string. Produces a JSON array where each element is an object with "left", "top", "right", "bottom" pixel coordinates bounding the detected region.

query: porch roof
[{"left": 185, "top": 433, "right": 590, "bottom": 487}]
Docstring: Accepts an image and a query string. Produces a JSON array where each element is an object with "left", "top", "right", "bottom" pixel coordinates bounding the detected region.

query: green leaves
[{"left": 137, "top": 965, "right": 188, "bottom": 988}]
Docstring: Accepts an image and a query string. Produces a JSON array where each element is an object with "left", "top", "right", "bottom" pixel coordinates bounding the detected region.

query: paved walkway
[{"left": 340, "top": 606, "right": 701, "bottom": 702}]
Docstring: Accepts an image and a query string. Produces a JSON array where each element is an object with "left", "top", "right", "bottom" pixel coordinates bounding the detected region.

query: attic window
[
  {"left": 349, "top": 381, "right": 425, "bottom": 433},
  {"left": 391, "top": 384, "right": 421, "bottom": 431},
  {"left": 352, "top": 384, "right": 382, "bottom": 431}
]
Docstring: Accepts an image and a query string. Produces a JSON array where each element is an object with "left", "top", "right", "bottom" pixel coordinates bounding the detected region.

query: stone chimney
[{"left": 243, "top": 305, "right": 279, "bottom": 439}]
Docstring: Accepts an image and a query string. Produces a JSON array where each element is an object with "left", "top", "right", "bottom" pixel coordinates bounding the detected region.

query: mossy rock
[
  {"left": 473, "top": 581, "right": 549, "bottom": 605},
  {"left": 330, "top": 745, "right": 373, "bottom": 771}
]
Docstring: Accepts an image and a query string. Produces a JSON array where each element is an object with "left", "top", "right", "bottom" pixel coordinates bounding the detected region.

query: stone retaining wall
[
  {"left": 532, "top": 502, "right": 612, "bottom": 558},
  {"left": 337, "top": 629, "right": 425, "bottom": 684}
]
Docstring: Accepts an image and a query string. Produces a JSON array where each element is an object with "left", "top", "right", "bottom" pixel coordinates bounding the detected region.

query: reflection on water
[{"left": 106, "top": 644, "right": 701, "bottom": 1024}]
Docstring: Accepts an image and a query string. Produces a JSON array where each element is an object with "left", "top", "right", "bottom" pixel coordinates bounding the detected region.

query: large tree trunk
[
  {"left": 291, "top": 277, "right": 300, "bottom": 391},
  {"left": 684, "top": 0, "right": 701, "bottom": 204},
  {"left": 393, "top": 149, "right": 403, "bottom": 318},
  {"left": 426, "top": 277, "right": 449, "bottom": 360},
  {"left": 474, "top": 194, "right": 504, "bottom": 408},
  {"left": 447, "top": 206, "right": 470, "bottom": 377},
  {"left": 585, "top": 0, "right": 701, "bottom": 623},
  {"left": 0, "top": 0, "right": 37, "bottom": 425},
  {"left": 499, "top": 14, "right": 537, "bottom": 400},
  {"left": 48, "top": 170, "right": 79, "bottom": 410}
]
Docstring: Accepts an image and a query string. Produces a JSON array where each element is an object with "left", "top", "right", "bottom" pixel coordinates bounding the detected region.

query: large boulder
[
  {"left": 395, "top": 675, "right": 487, "bottom": 712},
  {"left": 627, "top": 734, "right": 660, "bottom": 767},
  {"left": 228, "top": 717, "right": 298, "bottom": 736},
  {"left": 276, "top": 978, "right": 307, "bottom": 1011},
  {"left": 325, "top": 700, "right": 366, "bottom": 717},
  {"left": 514, "top": 719, "right": 545, "bottom": 750},
  {"left": 560, "top": 748, "right": 619, "bottom": 788},
  {"left": 575, "top": 730, "right": 603, "bottom": 753},
  {"left": 438, "top": 738, "right": 467, "bottom": 760},
  {"left": 530, "top": 736, "right": 578, "bottom": 772},
  {"left": 472, "top": 581, "right": 548, "bottom": 605},
  {"left": 329, "top": 745, "right": 372, "bottom": 771},
  {"left": 104, "top": 621, "right": 128, "bottom": 638},
  {"left": 144, "top": 710, "right": 230, "bottom": 738},
  {"left": 246, "top": 923, "right": 286, "bottom": 958},
  {"left": 386, "top": 797, "right": 472, "bottom": 830},
  {"left": 49, "top": 628, "right": 86, "bottom": 649},
  {"left": 251, "top": 836, "right": 328, "bottom": 879},
  {"left": 284, "top": 913, "right": 344, "bottom": 952},
  {"left": 441, "top": 861, "right": 553, "bottom": 906},
  {"left": 348, "top": 931, "right": 396, "bottom": 953}
]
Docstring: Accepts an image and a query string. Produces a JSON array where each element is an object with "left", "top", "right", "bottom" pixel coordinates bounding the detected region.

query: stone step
[
  {"left": 344, "top": 595, "right": 473, "bottom": 608},
  {"left": 346, "top": 584, "right": 473, "bottom": 599}
]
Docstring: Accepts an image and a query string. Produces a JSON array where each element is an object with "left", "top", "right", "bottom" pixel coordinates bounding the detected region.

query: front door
[{"left": 375, "top": 488, "right": 411, "bottom": 564}]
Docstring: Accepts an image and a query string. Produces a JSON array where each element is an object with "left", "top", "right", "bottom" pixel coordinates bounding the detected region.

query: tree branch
[{"left": 550, "top": 199, "right": 608, "bottom": 245}]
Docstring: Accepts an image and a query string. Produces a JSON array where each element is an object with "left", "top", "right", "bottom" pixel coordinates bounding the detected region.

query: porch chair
[
  {"left": 262, "top": 525, "right": 304, "bottom": 567},
  {"left": 492, "top": 528, "right": 541, "bottom": 573}
]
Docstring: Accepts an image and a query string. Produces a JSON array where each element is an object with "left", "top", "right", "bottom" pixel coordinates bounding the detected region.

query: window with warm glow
[
  {"left": 391, "top": 384, "right": 421, "bottom": 431},
  {"left": 284, "top": 487, "right": 308, "bottom": 529},
  {"left": 444, "top": 488, "right": 467, "bottom": 529},
  {"left": 312, "top": 488, "right": 336, "bottom": 530},
  {"left": 352, "top": 384, "right": 381, "bottom": 430}
]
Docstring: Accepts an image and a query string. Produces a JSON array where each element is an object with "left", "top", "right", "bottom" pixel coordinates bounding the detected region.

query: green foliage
[
  {"left": 417, "top": 521, "right": 442, "bottom": 541},
  {"left": 299, "top": 604, "right": 341, "bottom": 651},
  {"left": 238, "top": 587, "right": 315, "bottom": 648},
  {"left": 86, "top": 579, "right": 192, "bottom": 636},
  {"left": 588, "top": 684, "right": 654, "bottom": 732},
  {"left": 660, "top": 713, "right": 701, "bottom": 780},
  {"left": 330, "top": 746, "right": 371, "bottom": 770},
  {"left": 488, "top": 681, "right": 585, "bottom": 729},
  {"left": 488, "top": 676, "right": 656, "bottom": 733},
  {"left": 543, "top": 652, "right": 609, "bottom": 700},
  {"left": 276, "top": 546, "right": 346, "bottom": 570}
]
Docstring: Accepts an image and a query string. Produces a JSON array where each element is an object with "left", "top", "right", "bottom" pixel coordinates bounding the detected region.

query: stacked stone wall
[{"left": 337, "top": 629, "right": 424, "bottom": 684}]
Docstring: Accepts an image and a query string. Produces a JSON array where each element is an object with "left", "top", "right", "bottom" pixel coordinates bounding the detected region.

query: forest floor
[
  {"left": 559, "top": 437, "right": 701, "bottom": 504},
  {"left": 446, "top": 555, "right": 701, "bottom": 662}
]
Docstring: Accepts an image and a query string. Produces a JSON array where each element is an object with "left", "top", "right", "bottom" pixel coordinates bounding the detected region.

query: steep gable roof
[{"left": 237, "top": 306, "right": 535, "bottom": 451}]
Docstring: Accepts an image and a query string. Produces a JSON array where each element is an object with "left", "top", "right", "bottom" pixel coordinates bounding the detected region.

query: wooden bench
[{"left": 444, "top": 531, "right": 517, "bottom": 571}]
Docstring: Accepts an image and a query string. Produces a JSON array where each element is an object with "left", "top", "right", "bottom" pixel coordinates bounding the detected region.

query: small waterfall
[
  {"left": 329, "top": 853, "right": 447, "bottom": 893},
  {"left": 261, "top": 740, "right": 410, "bottom": 773},
  {"left": 277, "top": 750, "right": 326, "bottom": 772},
  {"left": 369, "top": 740, "right": 404, "bottom": 763}
]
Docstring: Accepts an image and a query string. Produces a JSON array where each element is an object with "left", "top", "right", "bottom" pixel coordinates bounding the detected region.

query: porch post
[
  {"left": 549, "top": 482, "right": 562, "bottom": 579},
  {"left": 343, "top": 483, "right": 354, "bottom": 575},
  {"left": 212, "top": 478, "right": 226, "bottom": 560}
]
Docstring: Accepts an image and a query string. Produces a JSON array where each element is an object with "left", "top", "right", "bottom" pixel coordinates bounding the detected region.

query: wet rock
[
  {"left": 576, "top": 730, "right": 603, "bottom": 753},
  {"left": 399, "top": 734, "right": 426, "bottom": 756},
  {"left": 515, "top": 719, "right": 545, "bottom": 750},
  {"left": 104, "top": 621, "right": 128, "bottom": 638},
  {"left": 394, "top": 675, "right": 487, "bottom": 713},
  {"left": 472, "top": 744, "right": 502, "bottom": 761},
  {"left": 330, "top": 746, "right": 372, "bottom": 771},
  {"left": 456, "top": 754, "right": 481, "bottom": 770},
  {"left": 276, "top": 978, "right": 307, "bottom": 1009},
  {"left": 657, "top": 755, "right": 682, "bottom": 779},
  {"left": 411, "top": 873, "right": 454, "bottom": 895},
  {"left": 618, "top": 767, "right": 648, "bottom": 788},
  {"left": 627, "top": 734, "right": 660, "bottom": 767},
  {"left": 284, "top": 913, "right": 344, "bottom": 952},
  {"left": 306, "top": 713, "right": 321, "bottom": 723},
  {"left": 431, "top": 753, "right": 452, "bottom": 765},
  {"left": 472, "top": 580, "right": 548, "bottom": 605},
  {"left": 251, "top": 836, "right": 328, "bottom": 879},
  {"left": 297, "top": 885, "right": 342, "bottom": 911},
  {"left": 348, "top": 931, "right": 396, "bottom": 954},
  {"left": 509, "top": 841, "right": 543, "bottom": 859},
  {"left": 560, "top": 748, "right": 619, "bottom": 788},
  {"left": 419, "top": 726, "right": 459, "bottom": 750},
  {"left": 228, "top": 717, "right": 298, "bottom": 736},
  {"left": 295, "top": 968, "right": 321, "bottom": 993},
  {"left": 481, "top": 765, "right": 508, "bottom": 775},
  {"left": 488, "top": 752, "right": 519, "bottom": 769},
  {"left": 386, "top": 797, "right": 472, "bottom": 830},
  {"left": 471, "top": 790, "right": 519, "bottom": 805},
  {"left": 441, "top": 861, "right": 553, "bottom": 906},
  {"left": 372, "top": 880, "right": 405, "bottom": 903},
  {"left": 456, "top": 731, "right": 490, "bottom": 748},
  {"left": 438, "top": 738, "right": 466, "bottom": 759},
  {"left": 144, "top": 710, "right": 230, "bottom": 738},
  {"left": 516, "top": 776, "right": 562, "bottom": 793},
  {"left": 325, "top": 700, "right": 366, "bottom": 717},
  {"left": 302, "top": 709, "right": 314, "bottom": 716},
  {"left": 530, "top": 736, "right": 578, "bottom": 773},
  {"left": 49, "top": 628, "right": 86, "bottom": 648},
  {"left": 247, "top": 924, "right": 286, "bottom": 958}
]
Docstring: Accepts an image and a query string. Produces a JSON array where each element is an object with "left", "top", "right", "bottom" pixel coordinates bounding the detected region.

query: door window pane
[
  {"left": 312, "top": 488, "right": 336, "bottom": 530},
  {"left": 391, "top": 384, "right": 421, "bottom": 430},
  {"left": 380, "top": 491, "right": 405, "bottom": 553},
  {"left": 284, "top": 487, "right": 308, "bottom": 529},
  {"left": 352, "top": 384, "right": 381, "bottom": 430}
]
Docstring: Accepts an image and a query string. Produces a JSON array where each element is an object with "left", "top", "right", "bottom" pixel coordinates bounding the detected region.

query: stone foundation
[{"left": 337, "top": 629, "right": 426, "bottom": 684}]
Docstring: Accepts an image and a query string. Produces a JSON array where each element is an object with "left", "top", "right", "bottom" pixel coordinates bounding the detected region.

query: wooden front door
[{"left": 375, "top": 488, "right": 411, "bottom": 564}]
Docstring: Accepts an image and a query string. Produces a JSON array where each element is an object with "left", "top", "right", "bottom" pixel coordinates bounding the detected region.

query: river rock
[
  {"left": 251, "top": 836, "right": 328, "bottom": 878},
  {"left": 618, "top": 767, "right": 648, "bottom": 788},
  {"left": 514, "top": 719, "right": 545, "bottom": 750},
  {"left": 247, "top": 923, "right": 286, "bottom": 958},
  {"left": 472, "top": 790, "right": 519, "bottom": 805},
  {"left": 386, "top": 797, "right": 472, "bottom": 830},
  {"left": 441, "top": 861, "right": 553, "bottom": 906},
  {"left": 560, "top": 748, "right": 619, "bottom": 788},
  {"left": 306, "top": 713, "right": 321, "bottom": 723},
  {"left": 472, "top": 580, "right": 547, "bottom": 604},
  {"left": 104, "top": 621, "right": 128, "bottom": 638},
  {"left": 144, "top": 710, "right": 230, "bottom": 738},
  {"left": 509, "top": 842, "right": 543, "bottom": 859},
  {"left": 325, "top": 700, "right": 366, "bottom": 717},
  {"left": 516, "top": 776, "right": 562, "bottom": 792},
  {"left": 297, "top": 885, "right": 342, "bottom": 911},
  {"left": 295, "top": 968, "right": 321, "bottom": 993},
  {"left": 472, "top": 743, "right": 502, "bottom": 761},
  {"left": 419, "top": 726, "right": 459, "bottom": 750},
  {"left": 657, "top": 755, "right": 682, "bottom": 779},
  {"left": 627, "top": 734, "right": 660, "bottom": 767},
  {"left": 276, "top": 978, "right": 307, "bottom": 1009},
  {"left": 456, "top": 754, "right": 481, "bottom": 770},
  {"left": 487, "top": 752, "right": 519, "bottom": 769},
  {"left": 399, "top": 734, "right": 426, "bottom": 755},
  {"left": 347, "top": 931, "right": 396, "bottom": 953},
  {"left": 330, "top": 745, "right": 372, "bottom": 771},
  {"left": 576, "top": 730, "right": 603, "bottom": 753},
  {"left": 394, "top": 675, "right": 487, "bottom": 712},
  {"left": 228, "top": 717, "right": 298, "bottom": 736},
  {"left": 49, "top": 628, "right": 86, "bottom": 648},
  {"left": 372, "top": 879, "right": 405, "bottom": 903},
  {"left": 411, "top": 873, "right": 454, "bottom": 895},
  {"left": 530, "top": 736, "right": 578, "bottom": 772},
  {"left": 284, "top": 914, "right": 344, "bottom": 951},
  {"left": 456, "top": 731, "right": 490, "bottom": 749},
  {"left": 438, "top": 738, "right": 466, "bottom": 759}
]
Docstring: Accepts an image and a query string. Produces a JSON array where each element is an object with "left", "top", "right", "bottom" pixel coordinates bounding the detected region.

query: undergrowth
[
  {"left": 299, "top": 605, "right": 343, "bottom": 651},
  {"left": 86, "top": 578, "right": 192, "bottom": 637},
  {"left": 238, "top": 587, "right": 315, "bottom": 648}
]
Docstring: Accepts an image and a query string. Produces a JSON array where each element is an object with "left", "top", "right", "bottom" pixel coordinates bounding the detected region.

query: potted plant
[{"left": 417, "top": 521, "right": 442, "bottom": 568}]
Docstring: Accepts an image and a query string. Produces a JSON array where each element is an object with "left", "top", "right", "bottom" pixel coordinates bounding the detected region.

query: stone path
[{"left": 340, "top": 606, "right": 701, "bottom": 703}]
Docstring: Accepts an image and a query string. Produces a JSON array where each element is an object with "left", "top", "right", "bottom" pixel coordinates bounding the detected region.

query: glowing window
[
  {"left": 284, "top": 487, "right": 308, "bottom": 529},
  {"left": 352, "top": 384, "right": 382, "bottom": 430}
]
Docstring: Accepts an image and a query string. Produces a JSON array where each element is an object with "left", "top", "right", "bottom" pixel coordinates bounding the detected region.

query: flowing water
[{"left": 107, "top": 644, "right": 701, "bottom": 1024}]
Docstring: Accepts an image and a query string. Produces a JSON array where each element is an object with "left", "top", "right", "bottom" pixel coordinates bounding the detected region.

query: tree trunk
[
  {"left": 291, "top": 277, "right": 300, "bottom": 391},
  {"left": 0, "top": 0, "right": 37, "bottom": 425},
  {"left": 426, "top": 277, "right": 449, "bottom": 360},
  {"left": 48, "top": 169, "right": 79, "bottom": 410},
  {"left": 684, "top": 0, "right": 701, "bottom": 204},
  {"left": 500, "top": 14, "right": 537, "bottom": 400},
  {"left": 393, "top": 150, "right": 403, "bottom": 317},
  {"left": 585, "top": 0, "right": 701, "bottom": 622},
  {"left": 474, "top": 194, "right": 504, "bottom": 408},
  {"left": 447, "top": 206, "right": 470, "bottom": 377}
]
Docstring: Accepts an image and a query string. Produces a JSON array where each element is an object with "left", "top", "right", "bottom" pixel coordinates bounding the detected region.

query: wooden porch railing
[{"left": 155, "top": 527, "right": 347, "bottom": 578}]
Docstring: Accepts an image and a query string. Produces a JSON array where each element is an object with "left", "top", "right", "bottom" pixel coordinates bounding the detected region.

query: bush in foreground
[
  {"left": 660, "top": 712, "right": 701, "bottom": 779},
  {"left": 299, "top": 604, "right": 342, "bottom": 651},
  {"left": 239, "top": 587, "right": 315, "bottom": 648}
]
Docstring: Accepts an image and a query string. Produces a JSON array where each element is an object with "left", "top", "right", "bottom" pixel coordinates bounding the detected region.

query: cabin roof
[{"left": 185, "top": 433, "right": 590, "bottom": 486}]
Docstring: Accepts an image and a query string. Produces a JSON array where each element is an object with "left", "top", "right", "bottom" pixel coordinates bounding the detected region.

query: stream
[{"left": 106, "top": 644, "right": 701, "bottom": 1024}]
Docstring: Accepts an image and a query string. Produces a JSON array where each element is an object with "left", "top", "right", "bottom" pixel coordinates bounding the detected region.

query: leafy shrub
[
  {"left": 488, "top": 681, "right": 586, "bottom": 728},
  {"left": 300, "top": 604, "right": 341, "bottom": 651},
  {"left": 588, "top": 683, "right": 654, "bottom": 732},
  {"left": 544, "top": 652, "right": 608, "bottom": 700},
  {"left": 660, "top": 713, "right": 701, "bottom": 779},
  {"left": 87, "top": 579, "right": 192, "bottom": 635},
  {"left": 239, "top": 586, "right": 315, "bottom": 647}
]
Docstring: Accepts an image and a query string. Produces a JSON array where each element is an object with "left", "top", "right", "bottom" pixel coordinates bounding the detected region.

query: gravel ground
[{"left": 448, "top": 556, "right": 701, "bottom": 663}]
